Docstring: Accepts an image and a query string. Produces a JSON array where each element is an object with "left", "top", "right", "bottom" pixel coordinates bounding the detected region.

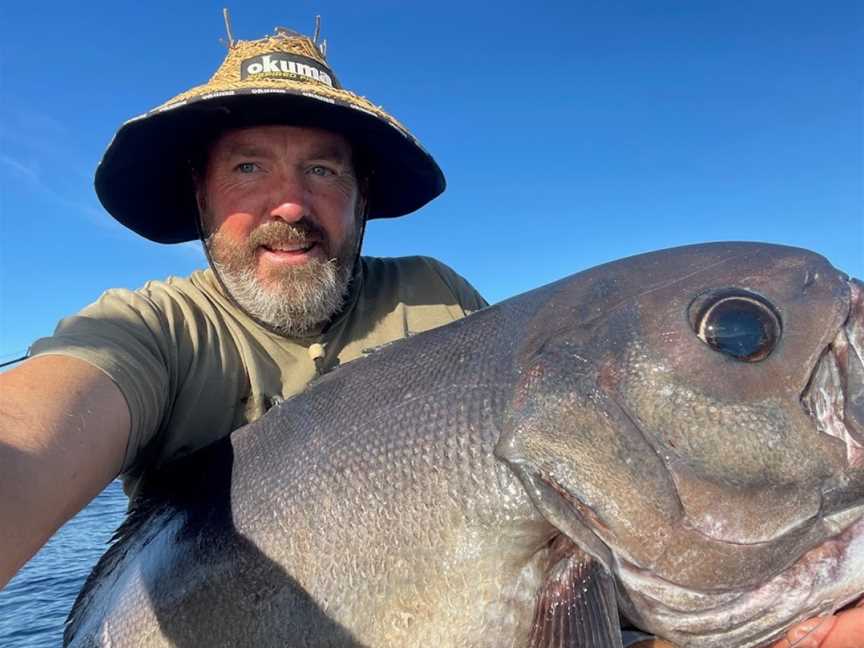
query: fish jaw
[
  {"left": 803, "top": 278, "right": 864, "bottom": 469},
  {"left": 616, "top": 507, "right": 864, "bottom": 648},
  {"left": 601, "top": 260, "right": 864, "bottom": 588}
]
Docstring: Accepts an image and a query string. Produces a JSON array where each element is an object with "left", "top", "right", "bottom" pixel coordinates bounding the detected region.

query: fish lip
[
  {"left": 801, "top": 277, "right": 864, "bottom": 467},
  {"left": 838, "top": 593, "right": 864, "bottom": 612},
  {"left": 616, "top": 505, "right": 864, "bottom": 646}
]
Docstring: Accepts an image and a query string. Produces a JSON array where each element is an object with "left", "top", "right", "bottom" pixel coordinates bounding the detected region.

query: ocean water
[{"left": 0, "top": 481, "right": 127, "bottom": 647}]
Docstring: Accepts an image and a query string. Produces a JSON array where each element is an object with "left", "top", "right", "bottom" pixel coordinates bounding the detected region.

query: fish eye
[{"left": 692, "top": 292, "right": 781, "bottom": 362}]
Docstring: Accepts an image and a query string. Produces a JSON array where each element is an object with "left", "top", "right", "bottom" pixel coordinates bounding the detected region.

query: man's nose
[{"left": 268, "top": 173, "right": 308, "bottom": 222}]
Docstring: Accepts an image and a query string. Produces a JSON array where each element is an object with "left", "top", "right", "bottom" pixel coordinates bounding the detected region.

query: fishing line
[{"left": 0, "top": 350, "right": 30, "bottom": 368}]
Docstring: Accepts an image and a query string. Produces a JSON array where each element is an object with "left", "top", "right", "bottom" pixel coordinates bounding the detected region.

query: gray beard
[
  {"left": 201, "top": 212, "right": 359, "bottom": 338},
  {"left": 209, "top": 253, "right": 353, "bottom": 338}
]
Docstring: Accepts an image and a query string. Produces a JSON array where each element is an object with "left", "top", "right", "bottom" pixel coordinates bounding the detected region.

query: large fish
[{"left": 65, "top": 242, "right": 864, "bottom": 647}]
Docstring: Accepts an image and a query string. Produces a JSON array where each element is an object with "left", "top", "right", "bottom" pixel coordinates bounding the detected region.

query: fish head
[{"left": 496, "top": 242, "right": 864, "bottom": 646}]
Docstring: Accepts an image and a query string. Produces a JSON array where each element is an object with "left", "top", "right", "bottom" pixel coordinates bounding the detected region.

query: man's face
[{"left": 198, "top": 125, "right": 363, "bottom": 336}]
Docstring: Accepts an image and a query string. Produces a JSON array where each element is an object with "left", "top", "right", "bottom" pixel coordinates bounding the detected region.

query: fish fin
[
  {"left": 527, "top": 536, "right": 624, "bottom": 648},
  {"left": 65, "top": 437, "right": 234, "bottom": 644},
  {"left": 64, "top": 494, "right": 174, "bottom": 643}
]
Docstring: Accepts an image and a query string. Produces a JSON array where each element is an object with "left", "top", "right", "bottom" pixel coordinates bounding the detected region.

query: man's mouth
[
  {"left": 262, "top": 241, "right": 317, "bottom": 254},
  {"left": 244, "top": 218, "right": 331, "bottom": 266},
  {"left": 256, "top": 237, "right": 328, "bottom": 268}
]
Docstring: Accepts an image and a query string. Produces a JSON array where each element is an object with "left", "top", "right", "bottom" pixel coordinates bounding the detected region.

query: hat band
[{"left": 239, "top": 52, "right": 339, "bottom": 88}]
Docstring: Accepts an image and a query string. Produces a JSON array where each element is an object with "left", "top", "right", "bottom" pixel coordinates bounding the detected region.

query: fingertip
[{"left": 783, "top": 616, "right": 838, "bottom": 648}]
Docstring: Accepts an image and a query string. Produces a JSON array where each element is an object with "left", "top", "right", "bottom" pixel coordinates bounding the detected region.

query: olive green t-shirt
[{"left": 31, "top": 255, "right": 487, "bottom": 494}]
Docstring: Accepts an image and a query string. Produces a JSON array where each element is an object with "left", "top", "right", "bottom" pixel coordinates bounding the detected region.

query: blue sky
[{"left": 1, "top": 1, "right": 861, "bottom": 364}]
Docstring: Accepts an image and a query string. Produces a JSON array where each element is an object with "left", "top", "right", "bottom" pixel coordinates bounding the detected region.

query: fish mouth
[
  {"left": 801, "top": 277, "right": 864, "bottom": 468},
  {"left": 839, "top": 593, "right": 864, "bottom": 612},
  {"left": 617, "top": 505, "right": 864, "bottom": 647},
  {"left": 609, "top": 276, "right": 864, "bottom": 646}
]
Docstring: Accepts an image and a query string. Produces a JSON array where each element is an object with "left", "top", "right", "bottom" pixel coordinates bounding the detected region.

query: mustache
[{"left": 247, "top": 219, "right": 328, "bottom": 250}]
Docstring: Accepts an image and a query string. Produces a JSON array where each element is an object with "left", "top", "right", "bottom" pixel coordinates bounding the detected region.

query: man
[
  {"left": 0, "top": 24, "right": 860, "bottom": 648},
  {"left": 0, "top": 26, "right": 486, "bottom": 584}
]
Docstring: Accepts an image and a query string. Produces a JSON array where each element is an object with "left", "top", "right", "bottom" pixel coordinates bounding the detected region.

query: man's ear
[
  {"left": 356, "top": 192, "right": 369, "bottom": 222},
  {"left": 189, "top": 164, "right": 201, "bottom": 203},
  {"left": 195, "top": 185, "right": 207, "bottom": 216},
  {"left": 192, "top": 174, "right": 212, "bottom": 240},
  {"left": 187, "top": 155, "right": 208, "bottom": 216}
]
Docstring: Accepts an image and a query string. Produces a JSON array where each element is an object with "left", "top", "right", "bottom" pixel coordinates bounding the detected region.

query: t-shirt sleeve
[
  {"left": 30, "top": 284, "right": 183, "bottom": 473},
  {"left": 419, "top": 257, "right": 489, "bottom": 313}
]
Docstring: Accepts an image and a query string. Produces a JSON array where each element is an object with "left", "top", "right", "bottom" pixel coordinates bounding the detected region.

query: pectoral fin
[{"left": 527, "top": 536, "right": 623, "bottom": 648}]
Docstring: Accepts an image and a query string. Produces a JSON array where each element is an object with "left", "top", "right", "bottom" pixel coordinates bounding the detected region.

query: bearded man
[{"left": 0, "top": 26, "right": 486, "bottom": 585}]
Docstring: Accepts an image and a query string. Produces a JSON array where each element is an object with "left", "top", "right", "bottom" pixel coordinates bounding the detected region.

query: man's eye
[
  {"left": 235, "top": 162, "right": 258, "bottom": 173},
  {"left": 308, "top": 165, "right": 335, "bottom": 177}
]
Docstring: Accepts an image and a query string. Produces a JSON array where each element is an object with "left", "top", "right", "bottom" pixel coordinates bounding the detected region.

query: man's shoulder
[
  {"left": 361, "top": 254, "right": 451, "bottom": 274},
  {"left": 94, "top": 268, "right": 227, "bottom": 315},
  {"left": 360, "top": 255, "right": 470, "bottom": 287},
  {"left": 126, "top": 268, "right": 221, "bottom": 300},
  {"left": 53, "top": 267, "right": 248, "bottom": 349},
  {"left": 360, "top": 255, "right": 488, "bottom": 312}
]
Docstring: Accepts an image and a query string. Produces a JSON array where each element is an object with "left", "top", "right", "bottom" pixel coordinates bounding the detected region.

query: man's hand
[
  {"left": 0, "top": 355, "right": 130, "bottom": 587},
  {"left": 770, "top": 608, "right": 864, "bottom": 648},
  {"left": 630, "top": 608, "right": 863, "bottom": 648}
]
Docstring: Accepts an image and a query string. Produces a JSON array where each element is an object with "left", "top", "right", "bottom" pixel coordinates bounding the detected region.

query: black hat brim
[{"left": 95, "top": 90, "right": 445, "bottom": 243}]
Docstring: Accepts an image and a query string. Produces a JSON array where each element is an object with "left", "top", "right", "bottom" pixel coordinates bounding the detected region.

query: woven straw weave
[
  {"left": 210, "top": 34, "right": 327, "bottom": 83},
  {"left": 151, "top": 33, "right": 406, "bottom": 133}
]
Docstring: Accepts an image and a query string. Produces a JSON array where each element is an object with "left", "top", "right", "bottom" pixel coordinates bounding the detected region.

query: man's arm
[{"left": 0, "top": 355, "right": 130, "bottom": 588}]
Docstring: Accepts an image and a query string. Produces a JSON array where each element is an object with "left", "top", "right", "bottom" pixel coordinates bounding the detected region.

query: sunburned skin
[
  {"left": 200, "top": 125, "right": 359, "bottom": 281},
  {"left": 198, "top": 125, "right": 365, "bottom": 336}
]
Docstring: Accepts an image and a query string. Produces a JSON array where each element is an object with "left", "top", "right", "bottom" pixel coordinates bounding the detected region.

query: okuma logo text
[{"left": 241, "top": 54, "right": 335, "bottom": 87}]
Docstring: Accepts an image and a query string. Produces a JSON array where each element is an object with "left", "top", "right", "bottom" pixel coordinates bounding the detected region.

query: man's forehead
[{"left": 212, "top": 125, "right": 352, "bottom": 159}]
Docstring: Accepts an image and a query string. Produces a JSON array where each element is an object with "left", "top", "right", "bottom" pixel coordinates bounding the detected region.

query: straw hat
[{"left": 95, "top": 25, "right": 445, "bottom": 243}]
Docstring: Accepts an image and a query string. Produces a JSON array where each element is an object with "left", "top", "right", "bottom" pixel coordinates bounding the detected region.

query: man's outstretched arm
[{"left": 0, "top": 355, "right": 130, "bottom": 588}]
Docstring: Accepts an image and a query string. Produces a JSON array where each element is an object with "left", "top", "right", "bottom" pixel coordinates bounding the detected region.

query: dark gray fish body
[{"left": 66, "top": 243, "right": 864, "bottom": 647}]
